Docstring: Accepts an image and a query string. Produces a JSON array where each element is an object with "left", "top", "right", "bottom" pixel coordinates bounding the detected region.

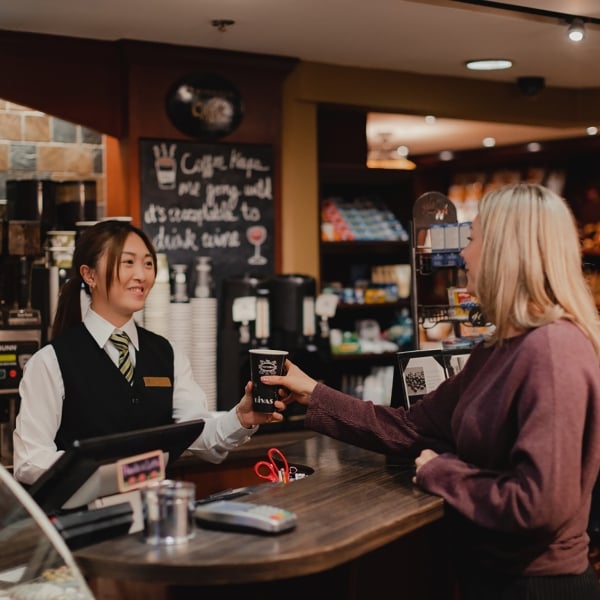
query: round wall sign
[{"left": 165, "top": 73, "right": 244, "bottom": 138}]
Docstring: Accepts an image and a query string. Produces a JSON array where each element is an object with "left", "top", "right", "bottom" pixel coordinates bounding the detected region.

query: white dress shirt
[{"left": 13, "top": 309, "right": 256, "bottom": 485}]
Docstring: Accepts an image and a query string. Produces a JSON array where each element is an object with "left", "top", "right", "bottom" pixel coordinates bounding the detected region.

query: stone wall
[{"left": 0, "top": 99, "right": 106, "bottom": 218}]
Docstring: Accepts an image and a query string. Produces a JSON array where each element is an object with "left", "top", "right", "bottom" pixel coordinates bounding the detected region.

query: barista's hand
[
  {"left": 412, "top": 449, "right": 439, "bottom": 485},
  {"left": 261, "top": 359, "right": 318, "bottom": 408},
  {"left": 235, "top": 381, "right": 286, "bottom": 428}
]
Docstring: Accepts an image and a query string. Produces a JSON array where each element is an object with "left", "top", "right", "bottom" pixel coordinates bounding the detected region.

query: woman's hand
[
  {"left": 261, "top": 359, "right": 318, "bottom": 408},
  {"left": 235, "top": 381, "right": 286, "bottom": 428},
  {"left": 412, "top": 449, "right": 439, "bottom": 485}
]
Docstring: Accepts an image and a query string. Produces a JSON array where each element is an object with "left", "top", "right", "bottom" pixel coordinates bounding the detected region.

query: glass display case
[{"left": 0, "top": 465, "right": 94, "bottom": 600}]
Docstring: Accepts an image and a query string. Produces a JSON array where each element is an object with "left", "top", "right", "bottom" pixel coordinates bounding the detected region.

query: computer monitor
[{"left": 28, "top": 419, "right": 205, "bottom": 514}]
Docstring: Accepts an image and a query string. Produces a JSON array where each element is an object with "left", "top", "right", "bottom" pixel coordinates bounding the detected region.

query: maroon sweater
[{"left": 305, "top": 319, "right": 600, "bottom": 576}]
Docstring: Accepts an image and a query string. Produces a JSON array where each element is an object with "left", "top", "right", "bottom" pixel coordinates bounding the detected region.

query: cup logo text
[{"left": 257, "top": 358, "right": 279, "bottom": 376}]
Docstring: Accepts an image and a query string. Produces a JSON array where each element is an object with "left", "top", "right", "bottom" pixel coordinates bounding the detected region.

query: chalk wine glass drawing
[{"left": 247, "top": 225, "right": 268, "bottom": 265}]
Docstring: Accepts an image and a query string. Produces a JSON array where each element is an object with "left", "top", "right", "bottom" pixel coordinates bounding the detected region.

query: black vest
[{"left": 52, "top": 323, "right": 174, "bottom": 449}]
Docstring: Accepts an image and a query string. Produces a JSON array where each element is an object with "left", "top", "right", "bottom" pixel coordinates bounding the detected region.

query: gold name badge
[{"left": 143, "top": 376, "right": 172, "bottom": 387}]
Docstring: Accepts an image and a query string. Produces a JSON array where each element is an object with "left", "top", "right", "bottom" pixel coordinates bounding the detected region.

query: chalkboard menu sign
[{"left": 139, "top": 139, "right": 275, "bottom": 300}]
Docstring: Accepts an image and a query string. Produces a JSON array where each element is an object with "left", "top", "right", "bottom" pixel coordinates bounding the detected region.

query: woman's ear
[{"left": 80, "top": 265, "right": 96, "bottom": 289}]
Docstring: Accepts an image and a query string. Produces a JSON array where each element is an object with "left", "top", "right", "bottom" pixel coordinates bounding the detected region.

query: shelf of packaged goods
[
  {"left": 334, "top": 300, "right": 410, "bottom": 311},
  {"left": 321, "top": 240, "right": 409, "bottom": 255},
  {"left": 414, "top": 250, "right": 464, "bottom": 274}
]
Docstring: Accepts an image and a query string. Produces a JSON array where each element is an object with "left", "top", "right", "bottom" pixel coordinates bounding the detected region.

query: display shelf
[
  {"left": 329, "top": 351, "right": 398, "bottom": 363},
  {"left": 321, "top": 240, "right": 409, "bottom": 254},
  {"left": 317, "top": 106, "right": 418, "bottom": 389},
  {"left": 414, "top": 251, "right": 464, "bottom": 274},
  {"left": 335, "top": 300, "right": 411, "bottom": 311}
]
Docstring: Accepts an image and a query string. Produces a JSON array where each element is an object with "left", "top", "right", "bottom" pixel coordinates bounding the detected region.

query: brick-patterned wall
[{"left": 0, "top": 99, "right": 106, "bottom": 218}]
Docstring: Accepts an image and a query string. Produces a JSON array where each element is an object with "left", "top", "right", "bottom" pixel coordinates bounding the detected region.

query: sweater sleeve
[
  {"left": 416, "top": 324, "right": 600, "bottom": 535},
  {"left": 305, "top": 374, "right": 461, "bottom": 457}
]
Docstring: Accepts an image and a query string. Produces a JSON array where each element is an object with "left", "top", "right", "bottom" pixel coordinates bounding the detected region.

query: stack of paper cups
[
  {"left": 144, "top": 253, "right": 170, "bottom": 338},
  {"left": 169, "top": 302, "right": 193, "bottom": 360},
  {"left": 190, "top": 297, "right": 218, "bottom": 412}
]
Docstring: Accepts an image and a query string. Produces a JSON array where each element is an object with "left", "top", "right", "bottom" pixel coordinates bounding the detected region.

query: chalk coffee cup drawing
[{"left": 249, "top": 349, "right": 288, "bottom": 413}]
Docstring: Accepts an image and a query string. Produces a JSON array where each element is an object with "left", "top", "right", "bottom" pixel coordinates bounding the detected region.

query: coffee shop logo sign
[{"left": 144, "top": 142, "right": 273, "bottom": 253}]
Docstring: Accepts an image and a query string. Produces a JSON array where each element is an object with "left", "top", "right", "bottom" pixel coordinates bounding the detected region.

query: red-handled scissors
[{"left": 253, "top": 447, "right": 290, "bottom": 483}]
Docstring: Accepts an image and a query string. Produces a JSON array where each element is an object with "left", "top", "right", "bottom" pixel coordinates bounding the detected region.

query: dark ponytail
[{"left": 51, "top": 275, "right": 85, "bottom": 339}]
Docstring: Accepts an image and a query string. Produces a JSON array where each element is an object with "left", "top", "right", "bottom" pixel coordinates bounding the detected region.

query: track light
[{"left": 568, "top": 18, "right": 585, "bottom": 42}]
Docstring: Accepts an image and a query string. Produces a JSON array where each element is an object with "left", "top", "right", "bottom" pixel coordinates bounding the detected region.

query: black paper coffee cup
[{"left": 249, "top": 349, "right": 288, "bottom": 413}]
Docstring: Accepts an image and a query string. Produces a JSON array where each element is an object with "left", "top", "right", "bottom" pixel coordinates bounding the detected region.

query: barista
[{"left": 13, "top": 219, "right": 282, "bottom": 485}]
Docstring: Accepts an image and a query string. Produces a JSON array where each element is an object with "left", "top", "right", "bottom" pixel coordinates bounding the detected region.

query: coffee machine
[
  {"left": 0, "top": 179, "right": 97, "bottom": 465},
  {"left": 0, "top": 218, "right": 43, "bottom": 466},
  {"left": 217, "top": 275, "right": 271, "bottom": 412},
  {"left": 267, "top": 274, "right": 331, "bottom": 427},
  {"left": 217, "top": 273, "right": 328, "bottom": 430}
]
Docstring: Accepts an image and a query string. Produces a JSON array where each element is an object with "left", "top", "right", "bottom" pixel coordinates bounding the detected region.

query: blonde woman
[{"left": 265, "top": 184, "right": 600, "bottom": 599}]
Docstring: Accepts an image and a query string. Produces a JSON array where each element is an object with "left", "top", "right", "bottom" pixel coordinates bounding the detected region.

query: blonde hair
[{"left": 476, "top": 183, "right": 600, "bottom": 358}]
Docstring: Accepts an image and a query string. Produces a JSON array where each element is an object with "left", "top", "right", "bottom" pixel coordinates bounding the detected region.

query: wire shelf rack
[{"left": 418, "top": 304, "right": 488, "bottom": 328}]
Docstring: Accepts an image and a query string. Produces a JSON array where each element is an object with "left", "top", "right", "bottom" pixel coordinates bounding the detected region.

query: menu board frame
[{"left": 139, "top": 138, "right": 276, "bottom": 301}]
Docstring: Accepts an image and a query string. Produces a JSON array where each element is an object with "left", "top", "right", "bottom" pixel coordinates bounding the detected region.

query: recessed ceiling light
[
  {"left": 587, "top": 126, "right": 598, "bottom": 136},
  {"left": 465, "top": 59, "right": 513, "bottom": 71},
  {"left": 527, "top": 142, "right": 542, "bottom": 153},
  {"left": 482, "top": 137, "right": 496, "bottom": 148}
]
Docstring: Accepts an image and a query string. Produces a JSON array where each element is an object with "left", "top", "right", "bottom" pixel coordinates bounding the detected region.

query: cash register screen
[{"left": 28, "top": 419, "right": 205, "bottom": 514}]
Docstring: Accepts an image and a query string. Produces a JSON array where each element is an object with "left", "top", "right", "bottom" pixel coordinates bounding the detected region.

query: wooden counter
[{"left": 75, "top": 432, "right": 454, "bottom": 599}]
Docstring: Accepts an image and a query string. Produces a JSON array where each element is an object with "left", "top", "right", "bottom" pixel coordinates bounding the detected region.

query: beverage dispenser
[
  {"left": 268, "top": 274, "right": 316, "bottom": 351},
  {"left": 217, "top": 275, "right": 271, "bottom": 411},
  {"left": 267, "top": 274, "right": 329, "bottom": 426}
]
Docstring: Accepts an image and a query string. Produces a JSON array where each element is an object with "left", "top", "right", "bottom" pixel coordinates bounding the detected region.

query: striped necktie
[{"left": 110, "top": 331, "right": 134, "bottom": 384}]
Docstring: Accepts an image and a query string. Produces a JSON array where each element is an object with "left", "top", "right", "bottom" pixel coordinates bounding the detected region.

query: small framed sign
[
  {"left": 394, "top": 348, "right": 472, "bottom": 410},
  {"left": 116, "top": 450, "right": 165, "bottom": 493}
]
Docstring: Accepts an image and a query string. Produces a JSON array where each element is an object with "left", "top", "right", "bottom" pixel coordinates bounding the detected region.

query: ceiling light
[
  {"left": 567, "top": 18, "right": 585, "bottom": 42},
  {"left": 366, "top": 132, "right": 416, "bottom": 170},
  {"left": 465, "top": 59, "right": 513, "bottom": 72},
  {"left": 526, "top": 142, "right": 541, "bottom": 153},
  {"left": 587, "top": 126, "right": 598, "bottom": 136},
  {"left": 366, "top": 156, "right": 416, "bottom": 171},
  {"left": 482, "top": 137, "right": 496, "bottom": 148}
]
